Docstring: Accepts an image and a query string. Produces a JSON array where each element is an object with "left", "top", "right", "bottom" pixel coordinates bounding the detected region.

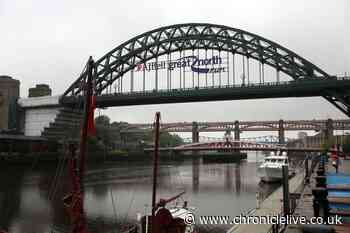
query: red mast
[
  {"left": 64, "top": 56, "right": 94, "bottom": 233},
  {"left": 151, "top": 112, "right": 161, "bottom": 230},
  {"left": 79, "top": 56, "right": 94, "bottom": 187}
]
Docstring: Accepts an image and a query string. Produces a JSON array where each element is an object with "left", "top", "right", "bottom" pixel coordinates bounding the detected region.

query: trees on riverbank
[{"left": 92, "top": 115, "right": 184, "bottom": 152}]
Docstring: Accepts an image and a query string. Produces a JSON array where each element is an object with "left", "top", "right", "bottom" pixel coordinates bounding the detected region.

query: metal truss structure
[
  {"left": 61, "top": 23, "right": 350, "bottom": 116},
  {"left": 121, "top": 119, "right": 350, "bottom": 133}
]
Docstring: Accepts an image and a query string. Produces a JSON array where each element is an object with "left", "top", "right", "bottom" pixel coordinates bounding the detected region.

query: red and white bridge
[
  {"left": 177, "top": 140, "right": 281, "bottom": 150},
  {"left": 182, "top": 135, "right": 294, "bottom": 144},
  {"left": 144, "top": 139, "right": 324, "bottom": 153}
]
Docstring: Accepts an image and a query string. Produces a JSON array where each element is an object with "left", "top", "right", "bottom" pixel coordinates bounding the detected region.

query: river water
[{"left": 0, "top": 152, "right": 281, "bottom": 233}]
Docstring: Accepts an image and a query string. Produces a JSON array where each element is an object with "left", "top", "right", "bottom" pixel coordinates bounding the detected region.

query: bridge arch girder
[
  {"left": 240, "top": 123, "right": 278, "bottom": 131},
  {"left": 64, "top": 23, "right": 331, "bottom": 97},
  {"left": 284, "top": 122, "right": 323, "bottom": 131}
]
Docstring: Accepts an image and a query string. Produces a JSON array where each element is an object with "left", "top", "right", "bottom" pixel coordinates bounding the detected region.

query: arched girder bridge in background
[
  {"left": 60, "top": 23, "right": 350, "bottom": 117},
  {"left": 121, "top": 119, "right": 350, "bottom": 133},
  {"left": 119, "top": 119, "right": 348, "bottom": 145}
]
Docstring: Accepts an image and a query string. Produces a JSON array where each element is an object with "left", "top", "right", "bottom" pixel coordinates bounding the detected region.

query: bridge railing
[{"left": 335, "top": 75, "right": 350, "bottom": 80}]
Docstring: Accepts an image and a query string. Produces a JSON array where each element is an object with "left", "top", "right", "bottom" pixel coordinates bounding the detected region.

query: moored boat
[
  {"left": 140, "top": 196, "right": 196, "bottom": 233},
  {"left": 139, "top": 112, "right": 196, "bottom": 233},
  {"left": 258, "top": 151, "right": 293, "bottom": 182}
]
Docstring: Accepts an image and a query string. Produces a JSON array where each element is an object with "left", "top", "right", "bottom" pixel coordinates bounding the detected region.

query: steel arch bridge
[{"left": 61, "top": 23, "right": 350, "bottom": 116}]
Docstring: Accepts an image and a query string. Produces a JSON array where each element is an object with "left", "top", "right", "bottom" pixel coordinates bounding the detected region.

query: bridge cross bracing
[{"left": 60, "top": 23, "right": 350, "bottom": 117}]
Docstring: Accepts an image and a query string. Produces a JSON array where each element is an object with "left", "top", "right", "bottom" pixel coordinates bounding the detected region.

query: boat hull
[
  {"left": 140, "top": 206, "right": 195, "bottom": 233},
  {"left": 258, "top": 167, "right": 283, "bottom": 182}
]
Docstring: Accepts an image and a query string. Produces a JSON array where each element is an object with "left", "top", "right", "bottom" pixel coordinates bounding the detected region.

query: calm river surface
[{"left": 0, "top": 152, "right": 280, "bottom": 233}]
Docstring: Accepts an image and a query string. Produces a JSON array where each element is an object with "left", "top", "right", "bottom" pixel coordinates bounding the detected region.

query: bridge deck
[
  {"left": 61, "top": 79, "right": 350, "bottom": 108},
  {"left": 122, "top": 119, "right": 350, "bottom": 133}
]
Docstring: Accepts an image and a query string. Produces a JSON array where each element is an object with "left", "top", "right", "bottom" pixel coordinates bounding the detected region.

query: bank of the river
[
  {"left": 227, "top": 171, "right": 305, "bottom": 233},
  {"left": 284, "top": 157, "right": 350, "bottom": 233}
]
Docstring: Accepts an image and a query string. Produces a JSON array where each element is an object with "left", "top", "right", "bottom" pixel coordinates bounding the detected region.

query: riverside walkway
[
  {"left": 285, "top": 158, "right": 350, "bottom": 233},
  {"left": 227, "top": 171, "right": 305, "bottom": 233}
]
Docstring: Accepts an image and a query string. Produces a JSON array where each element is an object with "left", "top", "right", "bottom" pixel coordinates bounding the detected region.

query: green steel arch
[
  {"left": 63, "top": 23, "right": 331, "bottom": 96},
  {"left": 62, "top": 23, "right": 350, "bottom": 116}
]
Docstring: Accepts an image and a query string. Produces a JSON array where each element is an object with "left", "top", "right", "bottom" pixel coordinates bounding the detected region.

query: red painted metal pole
[
  {"left": 65, "top": 57, "right": 93, "bottom": 233},
  {"left": 151, "top": 112, "right": 161, "bottom": 225},
  {"left": 79, "top": 56, "right": 94, "bottom": 196}
]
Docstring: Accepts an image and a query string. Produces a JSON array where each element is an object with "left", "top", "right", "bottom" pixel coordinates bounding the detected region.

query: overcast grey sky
[{"left": 1, "top": 0, "right": 349, "bottom": 135}]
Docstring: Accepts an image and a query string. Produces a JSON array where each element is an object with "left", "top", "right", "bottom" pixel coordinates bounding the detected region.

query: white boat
[
  {"left": 168, "top": 204, "right": 196, "bottom": 233},
  {"left": 258, "top": 151, "right": 292, "bottom": 182}
]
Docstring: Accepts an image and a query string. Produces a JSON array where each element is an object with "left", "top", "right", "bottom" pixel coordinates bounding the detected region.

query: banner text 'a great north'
[{"left": 135, "top": 56, "right": 227, "bottom": 74}]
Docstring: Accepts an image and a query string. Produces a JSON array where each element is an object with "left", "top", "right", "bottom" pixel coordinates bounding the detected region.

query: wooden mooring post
[
  {"left": 282, "top": 165, "right": 290, "bottom": 216},
  {"left": 305, "top": 156, "right": 309, "bottom": 184}
]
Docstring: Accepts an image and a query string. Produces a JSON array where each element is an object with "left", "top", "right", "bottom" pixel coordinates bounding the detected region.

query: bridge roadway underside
[{"left": 61, "top": 79, "right": 350, "bottom": 108}]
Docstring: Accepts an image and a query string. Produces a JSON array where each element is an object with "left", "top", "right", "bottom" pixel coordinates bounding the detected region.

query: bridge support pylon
[
  {"left": 234, "top": 121, "right": 240, "bottom": 141},
  {"left": 279, "top": 119, "right": 285, "bottom": 144},
  {"left": 225, "top": 129, "right": 232, "bottom": 140},
  {"left": 192, "top": 122, "right": 199, "bottom": 143},
  {"left": 324, "top": 118, "right": 334, "bottom": 143},
  {"left": 234, "top": 121, "right": 240, "bottom": 152}
]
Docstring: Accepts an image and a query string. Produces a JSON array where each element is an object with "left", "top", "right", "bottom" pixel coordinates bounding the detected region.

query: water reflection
[
  {"left": 0, "top": 166, "right": 23, "bottom": 231},
  {"left": 0, "top": 152, "right": 279, "bottom": 233},
  {"left": 192, "top": 158, "right": 200, "bottom": 193},
  {"left": 224, "top": 164, "right": 233, "bottom": 192},
  {"left": 235, "top": 163, "right": 241, "bottom": 195}
]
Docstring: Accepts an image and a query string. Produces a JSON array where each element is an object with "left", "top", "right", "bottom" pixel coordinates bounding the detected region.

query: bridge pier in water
[
  {"left": 234, "top": 121, "right": 240, "bottom": 152},
  {"left": 192, "top": 121, "right": 199, "bottom": 143},
  {"left": 279, "top": 119, "right": 285, "bottom": 144},
  {"left": 324, "top": 118, "right": 334, "bottom": 142},
  {"left": 225, "top": 129, "right": 232, "bottom": 139},
  {"left": 234, "top": 121, "right": 240, "bottom": 141}
]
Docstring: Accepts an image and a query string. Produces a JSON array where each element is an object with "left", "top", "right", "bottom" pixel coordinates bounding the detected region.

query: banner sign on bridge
[{"left": 135, "top": 55, "right": 228, "bottom": 74}]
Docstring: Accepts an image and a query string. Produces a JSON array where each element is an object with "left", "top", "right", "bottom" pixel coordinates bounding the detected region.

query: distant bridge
[
  {"left": 182, "top": 135, "right": 294, "bottom": 144},
  {"left": 121, "top": 118, "right": 348, "bottom": 145},
  {"left": 144, "top": 139, "right": 323, "bottom": 153},
  {"left": 122, "top": 119, "right": 350, "bottom": 133}
]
